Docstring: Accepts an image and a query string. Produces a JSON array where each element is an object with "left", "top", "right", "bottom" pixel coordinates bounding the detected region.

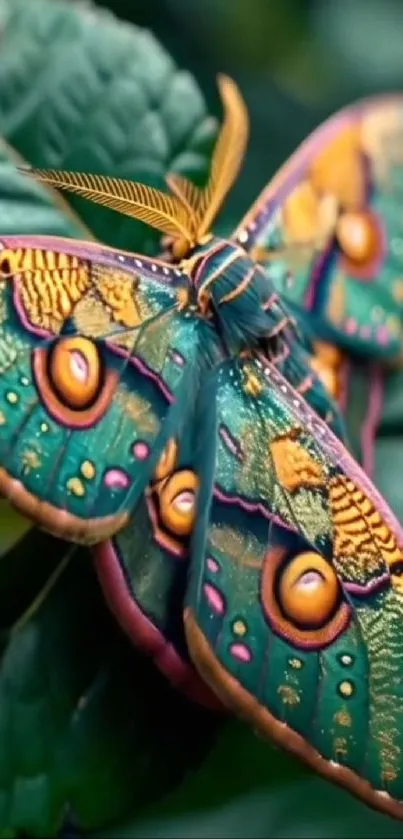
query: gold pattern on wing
[
  {"left": 135, "top": 311, "right": 176, "bottom": 372},
  {"left": 209, "top": 525, "right": 263, "bottom": 569},
  {"left": 325, "top": 272, "right": 346, "bottom": 326},
  {"left": 334, "top": 709, "right": 352, "bottom": 728},
  {"left": 114, "top": 388, "right": 160, "bottom": 436},
  {"left": 94, "top": 267, "right": 146, "bottom": 328},
  {"left": 273, "top": 483, "right": 330, "bottom": 544},
  {"left": 310, "top": 340, "right": 345, "bottom": 402},
  {"left": 73, "top": 293, "right": 114, "bottom": 338},
  {"left": 356, "top": 590, "right": 403, "bottom": 791},
  {"left": 282, "top": 181, "right": 338, "bottom": 248},
  {"left": 6, "top": 248, "right": 91, "bottom": 333},
  {"left": 360, "top": 102, "right": 403, "bottom": 185},
  {"left": 329, "top": 475, "right": 403, "bottom": 584},
  {"left": 277, "top": 684, "right": 300, "bottom": 706},
  {"left": 310, "top": 124, "right": 364, "bottom": 210},
  {"left": 271, "top": 434, "right": 325, "bottom": 493},
  {"left": 333, "top": 736, "right": 349, "bottom": 760}
]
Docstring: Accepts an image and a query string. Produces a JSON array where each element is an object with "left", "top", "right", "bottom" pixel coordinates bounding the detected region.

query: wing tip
[{"left": 184, "top": 607, "right": 403, "bottom": 821}]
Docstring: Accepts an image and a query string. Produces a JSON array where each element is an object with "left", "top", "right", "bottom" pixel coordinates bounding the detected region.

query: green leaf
[
  {"left": 0, "top": 547, "right": 219, "bottom": 837},
  {"left": 104, "top": 775, "right": 403, "bottom": 838},
  {"left": 0, "top": 0, "right": 217, "bottom": 255},
  {"left": 0, "top": 138, "right": 87, "bottom": 240}
]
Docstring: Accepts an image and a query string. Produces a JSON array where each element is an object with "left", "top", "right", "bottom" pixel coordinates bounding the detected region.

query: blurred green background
[
  {"left": 0, "top": 0, "right": 402, "bottom": 837},
  {"left": 96, "top": 0, "right": 403, "bottom": 226}
]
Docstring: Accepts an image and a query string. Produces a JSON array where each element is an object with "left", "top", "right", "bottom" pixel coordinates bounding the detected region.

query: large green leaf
[
  {"left": 0, "top": 545, "right": 219, "bottom": 838},
  {"left": 104, "top": 775, "right": 403, "bottom": 838},
  {"left": 0, "top": 0, "right": 217, "bottom": 254}
]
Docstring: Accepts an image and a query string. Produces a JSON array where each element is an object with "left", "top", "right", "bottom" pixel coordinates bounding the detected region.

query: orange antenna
[{"left": 20, "top": 75, "right": 250, "bottom": 252}]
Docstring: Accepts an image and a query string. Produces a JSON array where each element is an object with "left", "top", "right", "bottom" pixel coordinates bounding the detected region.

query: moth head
[{"left": 18, "top": 75, "right": 249, "bottom": 260}]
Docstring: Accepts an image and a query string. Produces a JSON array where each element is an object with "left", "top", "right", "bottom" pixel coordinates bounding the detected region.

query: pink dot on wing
[
  {"left": 203, "top": 582, "right": 225, "bottom": 615},
  {"left": 104, "top": 468, "right": 130, "bottom": 490},
  {"left": 230, "top": 642, "right": 252, "bottom": 662},
  {"left": 132, "top": 441, "right": 150, "bottom": 460}
]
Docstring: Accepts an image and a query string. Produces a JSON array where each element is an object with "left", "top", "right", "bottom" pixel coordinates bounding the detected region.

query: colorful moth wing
[
  {"left": 93, "top": 432, "right": 223, "bottom": 710},
  {"left": 234, "top": 96, "right": 403, "bottom": 361},
  {"left": 279, "top": 334, "right": 347, "bottom": 442},
  {"left": 0, "top": 235, "right": 209, "bottom": 544},
  {"left": 339, "top": 359, "right": 384, "bottom": 478},
  {"left": 185, "top": 357, "right": 403, "bottom": 819}
]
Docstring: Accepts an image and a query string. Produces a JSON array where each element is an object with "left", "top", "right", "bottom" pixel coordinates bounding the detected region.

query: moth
[
  {"left": 241, "top": 92, "right": 403, "bottom": 481},
  {"left": 2, "top": 75, "right": 403, "bottom": 818}
]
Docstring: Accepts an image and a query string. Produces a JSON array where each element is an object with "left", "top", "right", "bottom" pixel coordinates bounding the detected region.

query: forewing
[
  {"left": 233, "top": 96, "right": 403, "bottom": 361},
  {"left": 0, "top": 235, "right": 203, "bottom": 544},
  {"left": 185, "top": 356, "right": 403, "bottom": 819}
]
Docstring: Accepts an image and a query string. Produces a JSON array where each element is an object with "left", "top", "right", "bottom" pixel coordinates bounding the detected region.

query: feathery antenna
[{"left": 19, "top": 75, "right": 249, "bottom": 253}]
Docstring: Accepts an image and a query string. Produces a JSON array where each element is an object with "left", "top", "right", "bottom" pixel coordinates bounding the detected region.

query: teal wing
[
  {"left": 276, "top": 332, "right": 347, "bottom": 441},
  {"left": 234, "top": 95, "right": 403, "bottom": 361},
  {"left": 0, "top": 235, "right": 211, "bottom": 544},
  {"left": 185, "top": 356, "right": 403, "bottom": 819},
  {"left": 92, "top": 429, "right": 222, "bottom": 710}
]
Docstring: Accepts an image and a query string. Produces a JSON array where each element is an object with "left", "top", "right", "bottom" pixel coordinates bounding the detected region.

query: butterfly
[{"left": 3, "top": 75, "right": 403, "bottom": 819}]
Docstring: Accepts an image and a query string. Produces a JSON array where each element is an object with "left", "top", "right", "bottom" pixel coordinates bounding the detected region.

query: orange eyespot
[
  {"left": 261, "top": 547, "right": 350, "bottom": 648},
  {"left": 48, "top": 336, "right": 102, "bottom": 410},
  {"left": 278, "top": 552, "right": 340, "bottom": 628},
  {"left": 158, "top": 469, "right": 199, "bottom": 536},
  {"left": 336, "top": 211, "right": 381, "bottom": 266}
]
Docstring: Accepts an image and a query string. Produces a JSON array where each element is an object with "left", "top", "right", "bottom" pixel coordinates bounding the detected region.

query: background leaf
[
  {"left": 0, "top": 0, "right": 217, "bottom": 254},
  {"left": 0, "top": 543, "right": 220, "bottom": 837}
]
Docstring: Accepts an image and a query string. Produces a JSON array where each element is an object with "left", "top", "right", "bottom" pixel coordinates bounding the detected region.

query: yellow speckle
[
  {"left": 333, "top": 736, "right": 348, "bottom": 759},
  {"left": 40, "top": 422, "right": 49, "bottom": 433},
  {"left": 21, "top": 450, "right": 41, "bottom": 474},
  {"left": 338, "top": 680, "right": 354, "bottom": 698},
  {"left": 233, "top": 620, "right": 247, "bottom": 636},
  {"left": 6, "top": 391, "right": 18, "bottom": 405},
  {"left": 80, "top": 460, "right": 96, "bottom": 480},
  {"left": 243, "top": 373, "right": 262, "bottom": 397},
  {"left": 66, "top": 477, "right": 85, "bottom": 497},
  {"left": 289, "top": 657, "right": 303, "bottom": 669},
  {"left": 0, "top": 411, "right": 6, "bottom": 426},
  {"left": 176, "top": 288, "right": 189, "bottom": 311},
  {"left": 278, "top": 685, "right": 300, "bottom": 706},
  {"left": 334, "top": 710, "right": 352, "bottom": 727}
]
